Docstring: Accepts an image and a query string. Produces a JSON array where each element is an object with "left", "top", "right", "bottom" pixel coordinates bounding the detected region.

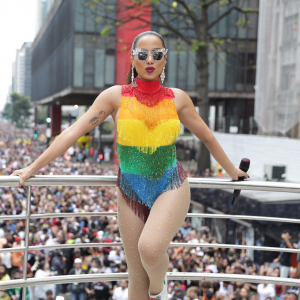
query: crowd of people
[{"left": 0, "top": 120, "right": 299, "bottom": 300}]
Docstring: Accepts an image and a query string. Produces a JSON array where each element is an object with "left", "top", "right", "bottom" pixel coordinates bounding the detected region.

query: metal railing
[{"left": 1, "top": 175, "right": 300, "bottom": 299}]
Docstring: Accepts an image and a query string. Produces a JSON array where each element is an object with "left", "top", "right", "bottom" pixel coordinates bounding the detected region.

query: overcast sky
[{"left": 0, "top": 1, "right": 37, "bottom": 111}]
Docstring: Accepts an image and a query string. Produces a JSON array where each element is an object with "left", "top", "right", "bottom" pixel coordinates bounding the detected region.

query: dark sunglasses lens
[
  {"left": 153, "top": 51, "right": 163, "bottom": 60},
  {"left": 137, "top": 52, "right": 148, "bottom": 60}
]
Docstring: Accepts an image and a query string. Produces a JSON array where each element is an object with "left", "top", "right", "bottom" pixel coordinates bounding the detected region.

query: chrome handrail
[
  {"left": 1, "top": 175, "right": 300, "bottom": 192},
  {"left": 2, "top": 242, "right": 300, "bottom": 254},
  {"left": 0, "top": 175, "right": 300, "bottom": 298},
  {"left": 0, "top": 272, "right": 299, "bottom": 289},
  {"left": 1, "top": 211, "right": 300, "bottom": 224}
]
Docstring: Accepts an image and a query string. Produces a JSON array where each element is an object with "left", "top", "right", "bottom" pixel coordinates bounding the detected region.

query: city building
[
  {"left": 36, "top": 0, "right": 55, "bottom": 34},
  {"left": 255, "top": 0, "right": 300, "bottom": 138},
  {"left": 30, "top": 0, "right": 259, "bottom": 157},
  {"left": 13, "top": 42, "right": 33, "bottom": 98}
]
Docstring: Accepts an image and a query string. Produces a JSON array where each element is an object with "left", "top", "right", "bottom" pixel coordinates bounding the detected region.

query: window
[
  {"left": 94, "top": 49, "right": 105, "bottom": 88},
  {"left": 105, "top": 52, "right": 115, "bottom": 85},
  {"left": 167, "top": 50, "right": 177, "bottom": 87},
  {"left": 280, "top": 65, "right": 296, "bottom": 90},
  {"left": 283, "top": 14, "right": 298, "bottom": 44}
]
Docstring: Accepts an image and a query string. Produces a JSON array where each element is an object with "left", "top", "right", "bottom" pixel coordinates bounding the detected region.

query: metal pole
[
  {"left": 22, "top": 185, "right": 32, "bottom": 300},
  {"left": 47, "top": 105, "right": 50, "bottom": 147}
]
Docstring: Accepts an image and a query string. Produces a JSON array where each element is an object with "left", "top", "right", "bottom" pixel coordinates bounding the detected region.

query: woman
[
  {"left": 233, "top": 288, "right": 250, "bottom": 300},
  {"left": 0, "top": 264, "right": 11, "bottom": 281},
  {"left": 10, "top": 31, "right": 249, "bottom": 300},
  {"left": 34, "top": 260, "right": 55, "bottom": 300},
  {"left": 0, "top": 245, "right": 12, "bottom": 277},
  {"left": 0, "top": 264, "right": 11, "bottom": 300}
]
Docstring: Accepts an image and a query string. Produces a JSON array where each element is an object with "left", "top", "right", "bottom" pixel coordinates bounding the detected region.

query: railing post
[{"left": 22, "top": 186, "right": 32, "bottom": 300}]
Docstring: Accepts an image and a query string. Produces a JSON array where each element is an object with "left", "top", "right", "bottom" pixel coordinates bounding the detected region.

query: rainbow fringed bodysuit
[{"left": 116, "top": 76, "right": 188, "bottom": 223}]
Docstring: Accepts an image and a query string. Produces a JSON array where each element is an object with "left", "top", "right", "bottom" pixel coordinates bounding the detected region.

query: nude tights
[{"left": 117, "top": 178, "right": 191, "bottom": 300}]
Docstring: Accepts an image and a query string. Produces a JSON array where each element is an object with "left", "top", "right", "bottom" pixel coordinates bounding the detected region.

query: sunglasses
[{"left": 132, "top": 48, "right": 168, "bottom": 61}]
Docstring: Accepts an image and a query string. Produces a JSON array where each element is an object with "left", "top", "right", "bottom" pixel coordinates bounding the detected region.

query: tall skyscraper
[
  {"left": 36, "top": 0, "right": 55, "bottom": 33},
  {"left": 13, "top": 42, "right": 32, "bottom": 98}
]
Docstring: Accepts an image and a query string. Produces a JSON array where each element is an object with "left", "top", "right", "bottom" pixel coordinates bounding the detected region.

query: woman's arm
[
  {"left": 30, "top": 86, "right": 117, "bottom": 171},
  {"left": 177, "top": 90, "right": 249, "bottom": 181},
  {"left": 12, "top": 86, "right": 118, "bottom": 186}
]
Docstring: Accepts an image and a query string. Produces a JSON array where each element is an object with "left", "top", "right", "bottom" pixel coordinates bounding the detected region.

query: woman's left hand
[{"left": 231, "top": 166, "right": 250, "bottom": 181}]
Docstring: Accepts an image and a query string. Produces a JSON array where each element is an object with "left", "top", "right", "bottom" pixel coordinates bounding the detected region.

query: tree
[
  {"left": 85, "top": 0, "right": 258, "bottom": 172},
  {"left": 2, "top": 92, "right": 32, "bottom": 128},
  {"left": 36, "top": 105, "right": 48, "bottom": 124}
]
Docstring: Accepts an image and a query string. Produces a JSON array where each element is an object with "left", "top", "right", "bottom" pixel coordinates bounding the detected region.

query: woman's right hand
[{"left": 10, "top": 165, "right": 37, "bottom": 187}]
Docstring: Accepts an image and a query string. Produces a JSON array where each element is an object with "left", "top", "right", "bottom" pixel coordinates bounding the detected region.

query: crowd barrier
[{"left": 1, "top": 175, "right": 300, "bottom": 300}]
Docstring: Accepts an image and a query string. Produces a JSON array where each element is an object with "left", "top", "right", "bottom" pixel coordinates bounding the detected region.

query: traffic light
[
  {"left": 34, "top": 130, "right": 38, "bottom": 138},
  {"left": 98, "top": 154, "right": 103, "bottom": 160}
]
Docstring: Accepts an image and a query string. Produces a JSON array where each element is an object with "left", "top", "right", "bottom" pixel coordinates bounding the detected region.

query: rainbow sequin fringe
[{"left": 117, "top": 160, "right": 187, "bottom": 223}]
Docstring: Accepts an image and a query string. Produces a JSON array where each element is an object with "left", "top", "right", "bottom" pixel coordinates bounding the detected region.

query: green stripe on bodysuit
[{"left": 116, "top": 141, "right": 177, "bottom": 180}]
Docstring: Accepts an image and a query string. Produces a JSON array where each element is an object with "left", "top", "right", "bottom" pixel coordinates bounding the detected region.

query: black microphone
[{"left": 232, "top": 158, "right": 250, "bottom": 205}]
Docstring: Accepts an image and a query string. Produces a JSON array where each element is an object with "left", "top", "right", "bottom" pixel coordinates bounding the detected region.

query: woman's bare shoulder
[
  {"left": 169, "top": 87, "right": 186, "bottom": 99},
  {"left": 104, "top": 85, "right": 122, "bottom": 98},
  {"left": 168, "top": 87, "right": 187, "bottom": 113},
  {"left": 99, "top": 85, "right": 123, "bottom": 105}
]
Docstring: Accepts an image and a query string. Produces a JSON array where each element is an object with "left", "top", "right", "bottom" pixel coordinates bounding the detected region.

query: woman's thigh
[
  {"left": 116, "top": 187, "right": 145, "bottom": 263},
  {"left": 139, "top": 178, "right": 190, "bottom": 251},
  {"left": 117, "top": 187, "right": 150, "bottom": 298},
  {"left": 117, "top": 187, "right": 145, "bottom": 236}
]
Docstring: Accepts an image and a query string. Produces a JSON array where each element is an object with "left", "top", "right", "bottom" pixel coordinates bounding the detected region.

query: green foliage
[
  {"left": 95, "top": 16, "right": 103, "bottom": 23},
  {"left": 129, "top": 0, "right": 144, "bottom": 4},
  {"left": 37, "top": 106, "right": 48, "bottom": 124},
  {"left": 212, "top": 38, "right": 224, "bottom": 46},
  {"left": 101, "top": 25, "right": 112, "bottom": 36},
  {"left": 3, "top": 92, "right": 32, "bottom": 128},
  {"left": 191, "top": 39, "right": 208, "bottom": 52},
  {"left": 120, "top": 46, "right": 128, "bottom": 52},
  {"left": 159, "top": 28, "right": 169, "bottom": 36},
  {"left": 85, "top": 2, "right": 96, "bottom": 9},
  {"left": 149, "top": 0, "right": 160, "bottom": 4},
  {"left": 236, "top": 17, "right": 251, "bottom": 28},
  {"left": 106, "top": 5, "right": 115, "bottom": 12},
  {"left": 219, "top": 0, "right": 231, "bottom": 5},
  {"left": 244, "top": 8, "right": 259, "bottom": 13},
  {"left": 2, "top": 102, "right": 12, "bottom": 119},
  {"left": 176, "top": 44, "right": 188, "bottom": 54}
]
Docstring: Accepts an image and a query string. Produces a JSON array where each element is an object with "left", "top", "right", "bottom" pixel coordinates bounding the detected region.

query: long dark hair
[
  {"left": 37, "top": 259, "right": 46, "bottom": 271},
  {"left": 0, "top": 264, "right": 8, "bottom": 279},
  {"left": 126, "top": 31, "right": 167, "bottom": 84}
]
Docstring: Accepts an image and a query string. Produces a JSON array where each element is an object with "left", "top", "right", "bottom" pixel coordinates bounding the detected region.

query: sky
[{"left": 0, "top": 1, "right": 37, "bottom": 111}]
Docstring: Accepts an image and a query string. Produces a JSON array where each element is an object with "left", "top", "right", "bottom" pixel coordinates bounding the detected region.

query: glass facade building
[
  {"left": 151, "top": 0, "right": 259, "bottom": 134},
  {"left": 31, "top": 0, "right": 116, "bottom": 102},
  {"left": 152, "top": 0, "right": 258, "bottom": 94},
  {"left": 31, "top": 0, "right": 258, "bottom": 135}
]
